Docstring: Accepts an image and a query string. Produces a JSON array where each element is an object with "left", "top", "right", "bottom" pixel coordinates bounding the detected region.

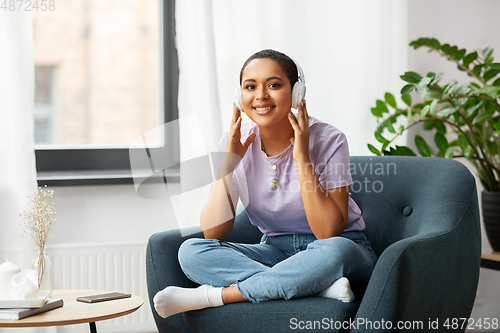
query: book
[
  {"left": 0, "top": 298, "right": 63, "bottom": 320},
  {"left": 0, "top": 290, "right": 51, "bottom": 309}
]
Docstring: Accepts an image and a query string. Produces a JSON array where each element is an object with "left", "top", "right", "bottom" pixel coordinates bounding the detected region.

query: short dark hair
[{"left": 239, "top": 49, "right": 299, "bottom": 90}]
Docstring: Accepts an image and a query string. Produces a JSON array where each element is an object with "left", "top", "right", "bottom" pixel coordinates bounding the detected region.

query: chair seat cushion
[{"left": 184, "top": 296, "right": 360, "bottom": 333}]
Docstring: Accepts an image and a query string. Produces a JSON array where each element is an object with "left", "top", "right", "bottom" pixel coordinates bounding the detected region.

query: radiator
[{"left": 47, "top": 242, "right": 157, "bottom": 333}]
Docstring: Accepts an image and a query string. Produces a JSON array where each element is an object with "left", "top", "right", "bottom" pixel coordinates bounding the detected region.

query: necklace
[
  {"left": 260, "top": 137, "right": 291, "bottom": 188},
  {"left": 261, "top": 140, "right": 289, "bottom": 170}
]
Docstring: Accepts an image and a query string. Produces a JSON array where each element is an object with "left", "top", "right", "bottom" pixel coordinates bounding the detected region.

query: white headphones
[{"left": 234, "top": 56, "right": 306, "bottom": 112}]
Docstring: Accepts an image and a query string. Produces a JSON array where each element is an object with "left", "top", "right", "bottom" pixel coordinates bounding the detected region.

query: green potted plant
[{"left": 368, "top": 37, "right": 500, "bottom": 251}]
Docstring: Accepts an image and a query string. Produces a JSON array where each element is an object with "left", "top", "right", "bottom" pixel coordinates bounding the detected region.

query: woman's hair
[{"left": 239, "top": 49, "right": 299, "bottom": 90}]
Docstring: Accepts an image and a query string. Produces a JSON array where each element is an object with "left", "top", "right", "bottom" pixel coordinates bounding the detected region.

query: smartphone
[{"left": 76, "top": 292, "right": 131, "bottom": 303}]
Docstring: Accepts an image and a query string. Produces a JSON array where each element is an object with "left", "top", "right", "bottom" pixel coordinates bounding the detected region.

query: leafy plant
[{"left": 368, "top": 37, "right": 500, "bottom": 192}]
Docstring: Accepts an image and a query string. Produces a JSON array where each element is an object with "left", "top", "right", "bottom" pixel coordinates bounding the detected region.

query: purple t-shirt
[{"left": 216, "top": 113, "right": 365, "bottom": 236}]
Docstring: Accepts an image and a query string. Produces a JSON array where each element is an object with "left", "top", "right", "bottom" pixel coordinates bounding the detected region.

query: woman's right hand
[
  {"left": 202, "top": 105, "right": 251, "bottom": 241},
  {"left": 225, "top": 104, "right": 256, "bottom": 158}
]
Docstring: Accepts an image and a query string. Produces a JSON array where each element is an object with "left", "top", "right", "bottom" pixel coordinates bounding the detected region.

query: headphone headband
[{"left": 289, "top": 56, "right": 306, "bottom": 85}]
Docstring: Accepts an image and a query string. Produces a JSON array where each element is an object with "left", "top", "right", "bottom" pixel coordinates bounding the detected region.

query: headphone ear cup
[
  {"left": 233, "top": 86, "right": 244, "bottom": 112},
  {"left": 291, "top": 82, "right": 306, "bottom": 109}
]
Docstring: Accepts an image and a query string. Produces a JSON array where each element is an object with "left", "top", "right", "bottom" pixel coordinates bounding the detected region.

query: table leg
[{"left": 89, "top": 322, "right": 97, "bottom": 333}]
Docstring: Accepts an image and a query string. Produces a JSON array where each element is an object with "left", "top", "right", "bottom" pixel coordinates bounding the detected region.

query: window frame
[{"left": 36, "top": 0, "right": 179, "bottom": 187}]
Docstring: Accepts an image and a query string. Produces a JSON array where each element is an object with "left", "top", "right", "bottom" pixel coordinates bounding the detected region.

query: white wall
[
  {"left": 49, "top": 183, "right": 179, "bottom": 245},
  {"left": 407, "top": 0, "right": 500, "bottom": 324}
]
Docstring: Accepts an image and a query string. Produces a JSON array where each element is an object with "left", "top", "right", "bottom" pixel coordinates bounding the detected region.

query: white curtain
[
  {"left": 173, "top": 0, "right": 222, "bottom": 230},
  {"left": 0, "top": 11, "right": 37, "bottom": 265},
  {"left": 174, "top": 0, "right": 409, "bottom": 228},
  {"left": 0, "top": 10, "right": 40, "bottom": 333}
]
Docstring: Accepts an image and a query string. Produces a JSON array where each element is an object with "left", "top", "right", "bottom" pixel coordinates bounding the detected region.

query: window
[
  {"left": 34, "top": 65, "right": 56, "bottom": 144},
  {"left": 35, "top": 0, "right": 179, "bottom": 186}
]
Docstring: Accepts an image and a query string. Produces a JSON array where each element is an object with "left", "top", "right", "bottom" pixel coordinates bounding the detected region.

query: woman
[{"left": 154, "top": 49, "right": 377, "bottom": 318}]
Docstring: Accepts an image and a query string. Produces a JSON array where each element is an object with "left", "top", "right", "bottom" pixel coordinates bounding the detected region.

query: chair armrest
[
  {"left": 351, "top": 190, "right": 481, "bottom": 332},
  {"left": 146, "top": 211, "right": 260, "bottom": 291},
  {"left": 146, "top": 210, "right": 260, "bottom": 333},
  {"left": 146, "top": 226, "right": 201, "bottom": 333}
]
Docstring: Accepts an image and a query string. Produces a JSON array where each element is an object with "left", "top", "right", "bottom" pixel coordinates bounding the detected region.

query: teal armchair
[{"left": 146, "top": 156, "right": 481, "bottom": 332}]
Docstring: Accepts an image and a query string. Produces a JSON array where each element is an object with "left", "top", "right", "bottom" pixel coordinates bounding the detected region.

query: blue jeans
[{"left": 178, "top": 231, "right": 377, "bottom": 303}]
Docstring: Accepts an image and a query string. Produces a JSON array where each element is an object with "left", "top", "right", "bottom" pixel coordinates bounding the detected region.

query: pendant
[
  {"left": 272, "top": 165, "right": 277, "bottom": 170},
  {"left": 272, "top": 181, "right": 278, "bottom": 188}
]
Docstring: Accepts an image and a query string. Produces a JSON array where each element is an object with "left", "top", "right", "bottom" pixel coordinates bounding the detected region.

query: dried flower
[
  {"left": 19, "top": 186, "right": 58, "bottom": 289},
  {"left": 19, "top": 185, "right": 58, "bottom": 252}
]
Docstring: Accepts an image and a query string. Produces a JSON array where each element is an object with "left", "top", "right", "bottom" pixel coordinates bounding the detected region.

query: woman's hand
[
  {"left": 289, "top": 100, "right": 347, "bottom": 239},
  {"left": 203, "top": 105, "right": 252, "bottom": 241},
  {"left": 288, "top": 100, "right": 310, "bottom": 164},
  {"left": 225, "top": 105, "right": 256, "bottom": 159}
]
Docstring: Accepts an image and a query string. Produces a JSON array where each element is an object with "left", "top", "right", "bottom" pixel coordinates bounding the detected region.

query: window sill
[{"left": 37, "top": 168, "right": 180, "bottom": 187}]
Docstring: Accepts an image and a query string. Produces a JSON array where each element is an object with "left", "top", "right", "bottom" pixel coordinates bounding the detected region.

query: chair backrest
[{"left": 349, "top": 156, "right": 477, "bottom": 257}]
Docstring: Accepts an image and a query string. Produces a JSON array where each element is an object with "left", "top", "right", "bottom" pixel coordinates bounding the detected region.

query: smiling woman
[
  {"left": 152, "top": 49, "right": 376, "bottom": 320},
  {"left": 240, "top": 58, "right": 294, "bottom": 146}
]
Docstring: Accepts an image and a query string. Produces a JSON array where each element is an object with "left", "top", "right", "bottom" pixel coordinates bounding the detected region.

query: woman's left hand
[{"left": 288, "top": 100, "right": 310, "bottom": 164}]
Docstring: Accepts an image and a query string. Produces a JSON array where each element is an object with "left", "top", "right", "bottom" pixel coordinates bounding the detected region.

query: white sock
[
  {"left": 317, "top": 277, "right": 355, "bottom": 303},
  {"left": 153, "top": 285, "right": 224, "bottom": 318}
]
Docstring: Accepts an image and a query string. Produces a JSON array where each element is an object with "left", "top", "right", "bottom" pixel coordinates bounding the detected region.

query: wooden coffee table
[
  {"left": 481, "top": 252, "right": 500, "bottom": 270},
  {"left": 0, "top": 290, "right": 143, "bottom": 332}
]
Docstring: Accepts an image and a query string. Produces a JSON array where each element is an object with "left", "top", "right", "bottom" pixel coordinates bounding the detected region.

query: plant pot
[{"left": 482, "top": 191, "right": 500, "bottom": 252}]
